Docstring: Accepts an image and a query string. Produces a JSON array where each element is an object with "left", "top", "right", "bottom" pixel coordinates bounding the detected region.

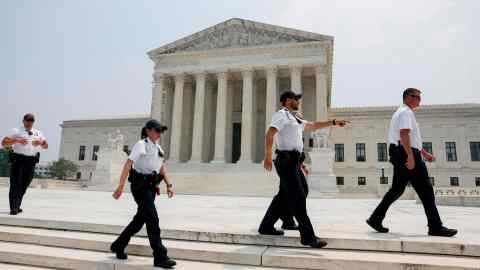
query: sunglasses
[
  {"left": 409, "top": 95, "right": 421, "bottom": 100},
  {"left": 25, "top": 119, "right": 35, "bottom": 122}
]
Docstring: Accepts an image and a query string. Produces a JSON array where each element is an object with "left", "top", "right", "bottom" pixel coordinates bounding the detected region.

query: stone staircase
[{"left": 0, "top": 218, "right": 478, "bottom": 269}]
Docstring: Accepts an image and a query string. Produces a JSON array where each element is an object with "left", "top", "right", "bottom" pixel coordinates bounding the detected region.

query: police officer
[
  {"left": 259, "top": 91, "right": 349, "bottom": 248},
  {"left": 279, "top": 111, "right": 309, "bottom": 231},
  {"left": 367, "top": 88, "right": 457, "bottom": 237},
  {"left": 111, "top": 119, "right": 177, "bottom": 269},
  {"left": 1, "top": 113, "right": 48, "bottom": 215}
]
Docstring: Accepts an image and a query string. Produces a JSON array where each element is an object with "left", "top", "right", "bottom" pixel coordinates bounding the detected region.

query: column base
[
  {"left": 210, "top": 159, "right": 226, "bottom": 164},
  {"left": 165, "top": 159, "right": 181, "bottom": 164},
  {"left": 187, "top": 159, "right": 204, "bottom": 164},
  {"left": 235, "top": 159, "right": 254, "bottom": 165}
]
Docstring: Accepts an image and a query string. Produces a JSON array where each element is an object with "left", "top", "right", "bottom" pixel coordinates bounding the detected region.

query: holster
[
  {"left": 128, "top": 169, "right": 165, "bottom": 192},
  {"left": 34, "top": 153, "right": 40, "bottom": 164},
  {"left": 8, "top": 151, "right": 15, "bottom": 164}
]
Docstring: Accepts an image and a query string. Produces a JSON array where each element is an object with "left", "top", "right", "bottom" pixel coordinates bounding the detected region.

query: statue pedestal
[
  {"left": 91, "top": 149, "right": 127, "bottom": 186},
  {"left": 308, "top": 148, "right": 338, "bottom": 194}
]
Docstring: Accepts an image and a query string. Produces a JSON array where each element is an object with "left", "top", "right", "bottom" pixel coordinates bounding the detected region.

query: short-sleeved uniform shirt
[
  {"left": 388, "top": 104, "right": 423, "bottom": 150},
  {"left": 7, "top": 127, "right": 46, "bottom": 156},
  {"left": 270, "top": 108, "right": 308, "bottom": 152},
  {"left": 128, "top": 138, "right": 164, "bottom": 175}
]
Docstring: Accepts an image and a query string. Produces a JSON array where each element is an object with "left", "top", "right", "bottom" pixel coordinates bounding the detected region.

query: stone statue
[
  {"left": 92, "top": 130, "right": 127, "bottom": 186},
  {"left": 312, "top": 128, "right": 331, "bottom": 149},
  {"left": 107, "top": 130, "right": 125, "bottom": 152}
]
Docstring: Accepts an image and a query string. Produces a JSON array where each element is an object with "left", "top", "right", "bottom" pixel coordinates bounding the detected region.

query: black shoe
[
  {"left": 428, "top": 227, "right": 458, "bottom": 237},
  {"left": 302, "top": 238, "right": 328, "bottom": 248},
  {"left": 258, "top": 228, "right": 284, "bottom": 236},
  {"left": 9, "top": 210, "right": 18, "bottom": 216},
  {"left": 366, "top": 218, "right": 389, "bottom": 233},
  {"left": 154, "top": 258, "right": 177, "bottom": 269},
  {"left": 18, "top": 209, "right": 23, "bottom": 213},
  {"left": 281, "top": 223, "right": 299, "bottom": 230},
  {"left": 110, "top": 243, "right": 128, "bottom": 260}
]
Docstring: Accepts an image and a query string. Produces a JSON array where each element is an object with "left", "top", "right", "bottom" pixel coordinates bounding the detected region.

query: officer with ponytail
[{"left": 110, "top": 119, "right": 176, "bottom": 268}]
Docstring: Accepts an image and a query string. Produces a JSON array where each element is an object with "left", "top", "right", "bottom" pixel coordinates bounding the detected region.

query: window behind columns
[
  {"left": 92, "top": 145, "right": 100, "bottom": 161},
  {"left": 78, "top": 146, "right": 86, "bottom": 161},
  {"left": 470, "top": 142, "right": 480, "bottom": 161},
  {"left": 445, "top": 142, "right": 457, "bottom": 162},
  {"left": 336, "top": 177, "right": 344, "bottom": 185},
  {"left": 356, "top": 143, "right": 366, "bottom": 162},
  {"left": 335, "top": 144, "right": 344, "bottom": 162},
  {"left": 377, "top": 143, "right": 388, "bottom": 162},
  {"left": 380, "top": 176, "right": 388, "bottom": 184},
  {"left": 358, "top": 176, "right": 366, "bottom": 185},
  {"left": 450, "top": 176, "right": 459, "bottom": 186},
  {"left": 476, "top": 177, "right": 480, "bottom": 187},
  {"left": 423, "top": 142, "right": 433, "bottom": 161}
]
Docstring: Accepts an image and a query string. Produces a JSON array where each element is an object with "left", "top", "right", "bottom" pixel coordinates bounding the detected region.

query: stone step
[
  {"left": 0, "top": 241, "right": 289, "bottom": 270},
  {"left": 0, "top": 238, "right": 479, "bottom": 270},
  {"left": 0, "top": 225, "right": 265, "bottom": 266},
  {"left": 0, "top": 263, "right": 55, "bottom": 270},
  {"left": 262, "top": 247, "right": 480, "bottom": 270},
  {"left": 0, "top": 216, "right": 478, "bottom": 257}
]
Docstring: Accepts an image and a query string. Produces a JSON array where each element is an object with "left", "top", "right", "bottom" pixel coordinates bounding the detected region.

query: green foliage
[
  {"left": 49, "top": 158, "right": 78, "bottom": 180},
  {"left": 0, "top": 148, "right": 12, "bottom": 177}
]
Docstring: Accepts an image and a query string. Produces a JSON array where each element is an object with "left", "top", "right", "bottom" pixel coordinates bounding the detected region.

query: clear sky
[{"left": 1, "top": 0, "right": 479, "bottom": 161}]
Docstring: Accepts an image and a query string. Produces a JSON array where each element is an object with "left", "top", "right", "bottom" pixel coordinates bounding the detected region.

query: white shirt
[
  {"left": 270, "top": 108, "right": 307, "bottom": 152},
  {"left": 7, "top": 127, "right": 46, "bottom": 156},
  {"left": 128, "top": 138, "right": 164, "bottom": 175},
  {"left": 388, "top": 104, "right": 423, "bottom": 150}
]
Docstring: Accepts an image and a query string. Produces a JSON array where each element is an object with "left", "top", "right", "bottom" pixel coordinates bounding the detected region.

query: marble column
[
  {"left": 315, "top": 65, "right": 328, "bottom": 121},
  {"left": 151, "top": 73, "right": 165, "bottom": 122},
  {"left": 169, "top": 73, "right": 185, "bottom": 163},
  {"left": 265, "top": 67, "right": 278, "bottom": 131},
  {"left": 212, "top": 72, "right": 229, "bottom": 163},
  {"left": 190, "top": 72, "right": 207, "bottom": 163},
  {"left": 290, "top": 66, "right": 303, "bottom": 93},
  {"left": 290, "top": 65, "right": 303, "bottom": 110},
  {"left": 238, "top": 69, "right": 254, "bottom": 163}
]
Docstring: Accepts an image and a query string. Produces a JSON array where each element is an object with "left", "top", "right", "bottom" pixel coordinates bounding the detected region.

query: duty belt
[
  {"left": 275, "top": 150, "right": 306, "bottom": 164},
  {"left": 128, "top": 169, "right": 164, "bottom": 186}
]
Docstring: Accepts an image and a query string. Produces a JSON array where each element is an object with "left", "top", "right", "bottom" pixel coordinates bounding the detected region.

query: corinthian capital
[
  {"left": 314, "top": 65, "right": 328, "bottom": 74},
  {"left": 153, "top": 73, "right": 165, "bottom": 83}
]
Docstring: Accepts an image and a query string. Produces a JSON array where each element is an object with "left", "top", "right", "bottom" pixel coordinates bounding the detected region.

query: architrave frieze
[{"left": 152, "top": 42, "right": 329, "bottom": 75}]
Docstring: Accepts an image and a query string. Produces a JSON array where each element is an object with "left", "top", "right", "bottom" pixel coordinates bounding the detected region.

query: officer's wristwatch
[{"left": 166, "top": 183, "right": 173, "bottom": 188}]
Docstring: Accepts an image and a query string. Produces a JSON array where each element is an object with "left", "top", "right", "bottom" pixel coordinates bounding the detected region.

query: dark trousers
[
  {"left": 280, "top": 169, "right": 309, "bottom": 226},
  {"left": 259, "top": 151, "right": 316, "bottom": 243},
  {"left": 370, "top": 144, "right": 443, "bottom": 229},
  {"left": 9, "top": 154, "right": 36, "bottom": 212},
  {"left": 112, "top": 180, "right": 168, "bottom": 260}
]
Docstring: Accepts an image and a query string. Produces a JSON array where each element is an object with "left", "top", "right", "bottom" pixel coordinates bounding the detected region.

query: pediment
[{"left": 148, "top": 18, "right": 332, "bottom": 57}]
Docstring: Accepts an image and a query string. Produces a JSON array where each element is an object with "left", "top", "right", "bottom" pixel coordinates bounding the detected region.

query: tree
[
  {"left": 49, "top": 158, "right": 78, "bottom": 180},
  {"left": 0, "top": 148, "right": 12, "bottom": 177}
]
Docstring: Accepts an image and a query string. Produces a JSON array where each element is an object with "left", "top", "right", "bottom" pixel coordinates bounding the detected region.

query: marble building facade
[{"left": 58, "top": 18, "right": 480, "bottom": 193}]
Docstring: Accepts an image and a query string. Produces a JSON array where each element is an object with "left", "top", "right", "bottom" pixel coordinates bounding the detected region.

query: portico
[{"left": 148, "top": 18, "right": 333, "bottom": 164}]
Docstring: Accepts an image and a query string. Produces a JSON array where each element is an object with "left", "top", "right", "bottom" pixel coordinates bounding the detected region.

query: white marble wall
[
  {"left": 59, "top": 117, "right": 149, "bottom": 180},
  {"left": 329, "top": 105, "right": 480, "bottom": 191}
]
